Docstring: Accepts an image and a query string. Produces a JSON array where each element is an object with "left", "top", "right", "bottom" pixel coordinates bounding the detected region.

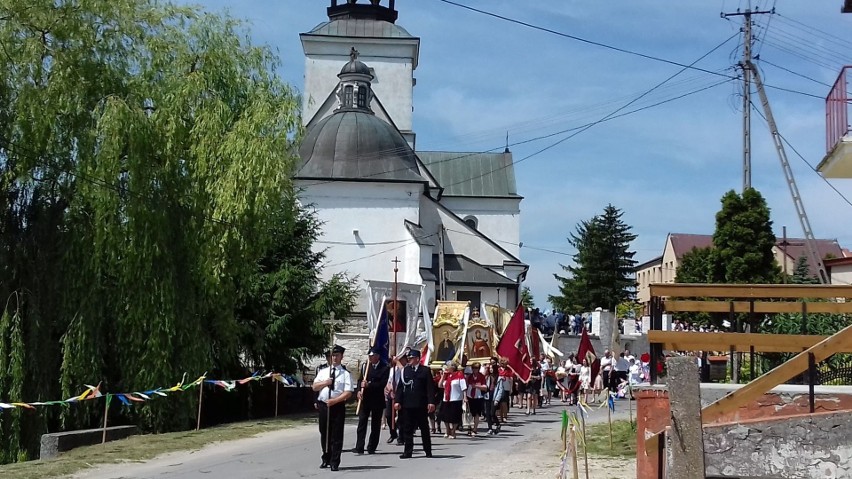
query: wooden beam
[
  {"left": 702, "top": 322, "right": 852, "bottom": 423},
  {"left": 662, "top": 300, "right": 852, "bottom": 314},
  {"left": 646, "top": 331, "right": 852, "bottom": 353},
  {"left": 650, "top": 283, "right": 852, "bottom": 299},
  {"left": 666, "top": 357, "right": 706, "bottom": 478}
]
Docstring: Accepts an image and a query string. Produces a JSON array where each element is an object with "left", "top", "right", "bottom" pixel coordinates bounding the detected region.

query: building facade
[
  {"left": 294, "top": 1, "right": 528, "bottom": 357},
  {"left": 635, "top": 232, "right": 846, "bottom": 308}
]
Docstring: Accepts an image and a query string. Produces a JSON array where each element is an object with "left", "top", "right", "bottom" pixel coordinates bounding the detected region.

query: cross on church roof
[{"left": 350, "top": 47, "right": 359, "bottom": 61}]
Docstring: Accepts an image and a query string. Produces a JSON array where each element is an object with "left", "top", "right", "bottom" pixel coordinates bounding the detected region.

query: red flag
[
  {"left": 496, "top": 304, "right": 532, "bottom": 381},
  {"left": 577, "top": 328, "right": 599, "bottom": 383},
  {"left": 530, "top": 325, "right": 541, "bottom": 359}
]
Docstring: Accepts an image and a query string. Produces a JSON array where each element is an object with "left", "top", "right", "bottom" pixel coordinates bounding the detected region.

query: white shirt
[
  {"left": 444, "top": 374, "right": 467, "bottom": 402},
  {"left": 386, "top": 364, "right": 404, "bottom": 389},
  {"left": 629, "top": 364, "right": 641, "bottom": 384},
  {"left": 600, "top": 356, "right": 613, "bottom": 372},
  {"left": 313, "top": 365, "right": 354, "bottom": 403}
]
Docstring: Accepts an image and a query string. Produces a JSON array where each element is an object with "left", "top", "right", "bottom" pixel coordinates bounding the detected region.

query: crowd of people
[{"left": 310, "top": 342, "right": 653, "bottom": 471}]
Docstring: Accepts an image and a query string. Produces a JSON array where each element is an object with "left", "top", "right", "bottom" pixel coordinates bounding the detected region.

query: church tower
[{"left": 300, "top": 0, "right": 420, "bottom": 145}]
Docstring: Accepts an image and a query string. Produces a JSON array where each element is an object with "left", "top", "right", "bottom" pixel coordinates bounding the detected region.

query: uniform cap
[{"left": 332, "top": 344, "right": 346, "bottom": 354}]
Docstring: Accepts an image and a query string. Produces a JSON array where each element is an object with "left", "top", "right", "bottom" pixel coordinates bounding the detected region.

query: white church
[{"left": 295, "top": 0, "right": 528, "bottom": 354}]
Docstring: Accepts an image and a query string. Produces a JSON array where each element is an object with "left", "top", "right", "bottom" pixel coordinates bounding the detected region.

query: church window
[
  {"left": 456, "top": 291, "right": 481, "bottom": 306},
  {"left": 343, "top": 85, "right": 353, "bottom": 107},
  {"left": 357, "top": 85, "right": 368, "bottom": 108},
  {"left": 463, "top": 215, "right": 478, "bottom": 230}
]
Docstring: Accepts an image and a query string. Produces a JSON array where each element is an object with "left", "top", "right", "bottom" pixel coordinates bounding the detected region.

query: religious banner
[
  {"left": 365, "top": 280, "right": 427, "bottom": 351},
  {"left": 464, "top": 307, "right": 495, "bottom": 363},
  {"left": 483, "top": 303, "right": 513, "bottom": 338},
  {"left": 430, "top": 300, "right": 469, "bottom": 368}
]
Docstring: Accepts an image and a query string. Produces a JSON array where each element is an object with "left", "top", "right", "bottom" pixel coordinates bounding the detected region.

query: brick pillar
[{"left": 635, "top": 388, "right": 671, "bottom": 479}]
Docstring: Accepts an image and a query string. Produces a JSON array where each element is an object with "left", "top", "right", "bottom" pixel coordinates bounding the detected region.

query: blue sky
[{"left": 181, "top": 0, "right": 852, "bottom": 307}]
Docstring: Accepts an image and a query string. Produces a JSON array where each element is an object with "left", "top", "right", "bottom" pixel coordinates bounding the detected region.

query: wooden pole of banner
[
  {"left": 196, "top": 381, "right": 204, "bottom": 431},
  {"left": 355, "top": 360, "right": 370, "bottom": 416},
  {"left": 579, "top": 409, "right": 590, "bottom": 479},
  {"left": 391, "top": 257, "right": 400, "bottom": 358},
  {"left": 607, "top": 402, "right": 613, "bottom": 451},
  {"left": 628, "top": 384, "right": 634, "bottom": 427},
  {"left": 101, "top": 394, "right": 110, "bottom": 444},
  {"left": 274, "top": 376, "right": 279, "bottom": 418},
  {"left": 569, "top": 424, "right": 580, "bottom": 479}
]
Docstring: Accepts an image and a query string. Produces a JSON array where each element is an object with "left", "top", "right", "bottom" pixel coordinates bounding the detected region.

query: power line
[
  {"left": 317, "top": 233, "right": 438, "bottom": 246},
  {"left": 442, "top": 78, "right": 733, "bottom": 190},
  {"left": 324, "top": 240, "right": 417, "bottom": 267},
  {"left": 750, "top": 102, "right": 852, "bottom": 213},
  {"left": 436, "top": 0, "right": 823, "bottom": 100},
  {"left": 775, "top": 13, "right": 852, "bottom": 51},
  {"left": 758, "top": 58, "right": 833, "bottom": 88},
  {"left": 443, "top": 227, "right": 573, "bottom": 257}
]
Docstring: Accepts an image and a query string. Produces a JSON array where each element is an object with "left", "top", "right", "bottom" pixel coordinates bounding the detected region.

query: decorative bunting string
[{"left": 0, "top": 371, "right": 303, "bottom": 411}]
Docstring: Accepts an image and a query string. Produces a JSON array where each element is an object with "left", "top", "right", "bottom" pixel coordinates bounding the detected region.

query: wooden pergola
[
  {"left": 647, "top": 283, "right": 852, "bottom": 383},
  {"left": 644, "top": 283, "right": 852, "bottom": 460}
]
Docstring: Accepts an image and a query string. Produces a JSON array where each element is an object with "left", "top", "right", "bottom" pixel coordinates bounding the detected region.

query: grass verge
[
  {"left": 0, "top": 415, "right": 314, "bottom": 479},
  {"left": 582, "top": 419, "right": 636, "bottom": 458}
]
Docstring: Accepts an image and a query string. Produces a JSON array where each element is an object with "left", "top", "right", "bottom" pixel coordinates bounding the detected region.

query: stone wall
[
  {"left": 553, "top": 333, "right": 649, "bottom": 360},
  {"left": 635, "top": 384, "right": 852, "bottom": 479},
  {"left": 704, "top": 411, "right": 852, "bottom": 478}
]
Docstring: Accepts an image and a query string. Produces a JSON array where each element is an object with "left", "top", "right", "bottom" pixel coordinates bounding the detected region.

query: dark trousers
[
  {"left": 603, "top": 370, "right": 614, "bottom": 392},
  {"left": 317, "top": 402, "right": 346, "bottom": 466},
  {"left": 484, "top": 399, "right": 500, "bottom": 431},
  {"left": 355, "top": 403, "right": 383, "bottom": 452},
  {"left": 401, "top": 407, "right": 432, "bottom": 456},
  {"left": 385, "top": 396, "right": 400, "bottom": 440}
]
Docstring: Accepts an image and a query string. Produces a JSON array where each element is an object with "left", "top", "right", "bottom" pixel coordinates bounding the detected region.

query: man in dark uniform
[
  {"left": 312, "top": 345, "right": 354, "bottom": 471},
  {"left": 394, "top": 349, "right": 436, "bottom": 459},
  {"left": 354, "top": 347, "right": 390, "bottom": 454}
]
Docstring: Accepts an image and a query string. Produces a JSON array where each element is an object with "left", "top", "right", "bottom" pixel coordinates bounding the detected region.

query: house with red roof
[{"left": 636, "top": 233, "right": 847, "bottom": 307}]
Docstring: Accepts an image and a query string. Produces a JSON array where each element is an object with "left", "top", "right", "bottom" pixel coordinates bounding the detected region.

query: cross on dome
[{"left": 350, "top": 47, "right": 359, "bottom": 61}]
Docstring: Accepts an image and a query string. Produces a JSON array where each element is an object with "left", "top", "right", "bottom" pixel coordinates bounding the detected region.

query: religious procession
[{"left": 310, "top": 299, "right": 650, "bottom": 472}]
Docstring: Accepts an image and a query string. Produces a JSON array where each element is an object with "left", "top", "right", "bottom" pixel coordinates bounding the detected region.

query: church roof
[
  {"left": 405, "top": 221, "right": 436, "bottom": 246},
  {"left": 307, "top": 19, "right": 413, "bottom": 38},
  {"left": 430, "top": 254, "right": 518, "bottom": 286},
  {"left": 417, "top": 151, "right": 521, "bottom": 198},
  {"left": 297, "top": 110, "right": 424, "bottom": 182}
]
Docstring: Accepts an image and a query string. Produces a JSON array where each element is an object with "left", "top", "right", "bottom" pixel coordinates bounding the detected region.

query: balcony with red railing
[{"left": 819, "top": 66, "right": 852, "bottom": 178}]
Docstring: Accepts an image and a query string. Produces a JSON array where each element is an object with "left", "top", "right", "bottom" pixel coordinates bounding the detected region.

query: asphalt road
[{"left": 75, "top": 398, "right": 632, "bottom": 479}]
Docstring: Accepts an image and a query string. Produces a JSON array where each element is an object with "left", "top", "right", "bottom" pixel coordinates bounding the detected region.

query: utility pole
[
  {"left": 723, "top": 4, "right": 773, "bottom": 192},
  {"left": 750, "top": 61, "right": 829, "bottom": 284}
]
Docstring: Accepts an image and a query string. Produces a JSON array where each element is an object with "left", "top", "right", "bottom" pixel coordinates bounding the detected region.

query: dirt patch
[{"left": 461, "top": 423, "right": 636, "bottom": 478}]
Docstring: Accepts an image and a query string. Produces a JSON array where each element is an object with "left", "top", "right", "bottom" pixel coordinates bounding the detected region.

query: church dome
[
  {"left": 339, "top": 58, "right": 372, "bottom": 76},
  {"left": 296, "top": 111, "right": 423, "bottom": 182}
]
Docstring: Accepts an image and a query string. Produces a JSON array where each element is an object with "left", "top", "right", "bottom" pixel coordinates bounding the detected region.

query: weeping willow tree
[{"left": 0, "top": 0, "right": 351, "bottom": 462}]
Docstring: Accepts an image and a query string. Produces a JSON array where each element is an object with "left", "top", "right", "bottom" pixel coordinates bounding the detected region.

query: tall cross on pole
[
  {"left": 321, "top": 312, "right": 343, "bottom": 355},
  {"left": 391, "top": 257, "right": 400, "bottom": 357}
]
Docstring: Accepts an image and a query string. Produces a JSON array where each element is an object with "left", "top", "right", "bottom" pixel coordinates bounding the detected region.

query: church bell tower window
[
  {"left": 357, "top": 84, "right": 368, "bottom": 108},
  {"left": 343, "top": 85, "right": 354, "bottom": 108}
]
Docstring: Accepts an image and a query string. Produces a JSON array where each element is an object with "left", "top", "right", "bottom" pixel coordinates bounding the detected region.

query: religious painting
[
  {"left": 465, "top": 307, "right": 495, "bottom": 362},
  {"left": 430, "top": 300, "right": 469, "bottom": 368},
  {"left": 384, "top": 299, "right": 407, "bottom": 333}
]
